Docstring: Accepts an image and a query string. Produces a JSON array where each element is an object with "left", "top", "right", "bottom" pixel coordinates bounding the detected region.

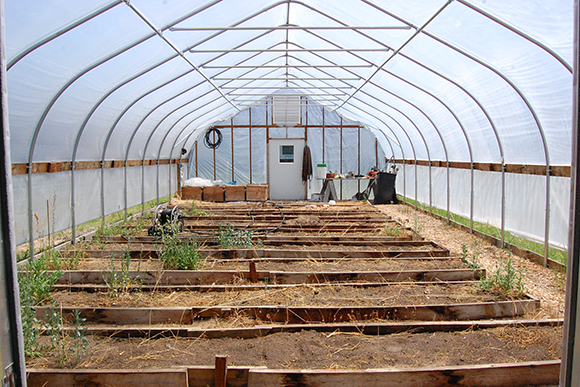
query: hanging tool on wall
[
  {"left": 302, "top": 143, "right": 313, "bottom": 185},
  {"left": 204, "top": 127, "right": 223, "bottom": 149},
  {"left": 148, "top": 204, "right": 184, "bottom": 236}
]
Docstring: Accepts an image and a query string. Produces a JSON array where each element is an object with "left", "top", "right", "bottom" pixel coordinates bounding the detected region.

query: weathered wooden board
[
  {"left": 26, "top": 360, "right": 560, "bottom": 387},
  {"left": 188, "top": 366, "right": 251, "bottom": 387},
  {"left": 199, "top": 247, "right": 449, "bottom": 259},
  {"left": 90, "top": 234, "right": 417, "bottom": 245},
  {"left": 247, "top": 360, "right": 560, "bottom": 387},
  {"left": 55, "top": 268, "right": 483, "bottom": 286},
  {"left": 224, "top": 185, "right": 246, "bottom": 202},
  {"left": 27, "top": 368, "right": 188, "bottom": 387},
  {"left": 181, "top": 186, "right": 203, "bottom": 200},
  {"left": 36, "top": 299, "right": 539, "bottom": 325},
  {"left": 53, "top": 280, "right": 480, "bottom": 293},
  {"left": 63, "top": 319, "right": 563, "bottom": 339},
  {"left": 245, "top": 185, "right": 268, "bottom": 201}
]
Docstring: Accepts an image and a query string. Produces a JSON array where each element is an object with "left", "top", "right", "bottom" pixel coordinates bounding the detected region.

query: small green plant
[
  {"left": 185, "top": 204, "right": 208, "bottom": 217},
  {"left": 102, "top": 249, "right": 142, "bottom": 297},
  {"left": 460, "top": 242, "right": 481, "bottom": 269},
  {"left": 216, "top": 223, "right": 260, "bottom": 248},
  {"left": 18, "top": 255, "right": 62, "bottom": 357},
  {"left": 411, "top": 215, "right": 424, "bottom": 235},
  {"left": 479, "top": 256, "right": 525, "bottom": 298},
  {"left": 37, "top": 248, "right": 81, "bottom": 271},
  {"left": 384, "top": 223, "right": 402, "bottom": 237},
  {"left": 160, "top": 233, "right": 201, "bottom": 270},
  {"left": 45, "top": 307, "right": 89, "bottom": 367}
]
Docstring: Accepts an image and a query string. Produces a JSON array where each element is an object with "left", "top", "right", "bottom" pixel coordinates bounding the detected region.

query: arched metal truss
[{"left": 5, "top": 0, "right": 573, "bottom": 265}]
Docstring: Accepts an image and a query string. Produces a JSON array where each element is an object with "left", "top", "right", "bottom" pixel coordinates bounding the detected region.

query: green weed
[
  {"left": 384, "top": 223, "right": 402, "bottom": 237},
  {"left": 216, "top": 223, "right": 261, "bottom": 248},
  {"left": 45, "top": 307, "right": 89, "bottom": 367},
  {"left": 411, "top": 215, "right": 424, "bottom": 235},
  {"left": 160, "top": 234, "right": 201, "bottom": 270},
  {"left": 460, "top": 242, "right": 481, "bottom": 269},
  {"left": 102, "top": 249, "right": 142, "bottom": 297},
  {"left": 479, "top": 256, "right": 525, "bottom": 298},
  {"left": 18, "top": 255, "right": 62, "bottom": 357}
]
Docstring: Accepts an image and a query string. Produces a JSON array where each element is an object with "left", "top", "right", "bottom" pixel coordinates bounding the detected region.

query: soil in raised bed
[
  {"left": 26, "top": 325, "right": 562, "bottom": 370},
  {"left": 49, "top": 283, "right": 516, "bottom": 308},
  {"left": 73, "top": 257, "right": 463, "bottom": 272}
]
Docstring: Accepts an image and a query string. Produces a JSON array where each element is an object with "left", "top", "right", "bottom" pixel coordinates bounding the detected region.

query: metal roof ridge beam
[
  {"left": 333, "top": 0, "right": 454, "bottom": 110},
  {"left": 121, "top": 0, "right": 239, "bottom": 111}
]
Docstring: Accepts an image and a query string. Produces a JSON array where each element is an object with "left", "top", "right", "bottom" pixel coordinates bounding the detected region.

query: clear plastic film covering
[
  {"left": 4, "top": 0, "right": 573, "bottom": 252},
  {"left": 192, "top": 99, "right": 386, "bottom": 201}
]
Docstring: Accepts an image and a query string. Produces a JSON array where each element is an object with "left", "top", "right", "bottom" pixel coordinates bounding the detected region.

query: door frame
[{"left": 267, "top": 137, "right": 307, "bottom": 200}]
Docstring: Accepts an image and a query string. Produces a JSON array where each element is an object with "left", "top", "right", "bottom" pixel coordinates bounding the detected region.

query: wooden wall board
[
  {"left": 395, "top": 159, "right": 570, "bottom": 177},
  {"left": 10, "top": 158, "right": 189, "bottom": 175}
]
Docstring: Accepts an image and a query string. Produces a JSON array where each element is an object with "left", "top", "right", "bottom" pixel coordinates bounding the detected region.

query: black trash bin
[{"left": 373, "top": 172, "right": 398, "bottom": 204}]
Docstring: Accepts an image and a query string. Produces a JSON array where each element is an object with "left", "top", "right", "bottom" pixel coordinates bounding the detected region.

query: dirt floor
[
  {"left": 27, "top": 201, "right": 567, "bottom": 372},
  {"left": 29, "top": 325, "right": 562, "bottom": 370},
  {"left": 375, "top": 204, "right": 567, "bottom": 320}
]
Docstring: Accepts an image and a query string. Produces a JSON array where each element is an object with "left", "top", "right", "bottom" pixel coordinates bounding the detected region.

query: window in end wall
[{"left": 280, "top": 145, "right": 294, "bottom": 163}]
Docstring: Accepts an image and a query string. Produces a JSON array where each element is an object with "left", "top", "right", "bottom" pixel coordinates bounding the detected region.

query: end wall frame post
[
  {"left": 561, "top": 1, "right": 580, "bottom": 384},
  {"left": 0, "top": 0, "right": 27, "bottom": 383}
]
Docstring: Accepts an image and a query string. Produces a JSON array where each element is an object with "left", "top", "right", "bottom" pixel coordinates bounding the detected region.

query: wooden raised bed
[
  {"left": 246, "top": 185, "right": 268, "bottom": 201},
  {"left": 202, "top": 186, "right": 224, "bottom": 202},
  {"left": 224, "top": 185, "right": 246, "bottom": 202},
  {"left": 181, "top": 186, "right": 202, "bottom": 200},
  {"left": 36, "top": 299, "right": 539, "bottom": 325},
  {"left": 54, "top": 268, "right": 485, "bottom": 286},
  {"left": 27, "top": 360, "right": 561, "bottom": 387},
  {"left": 27, "top": 201, "right": 557, "bottom": 385}
]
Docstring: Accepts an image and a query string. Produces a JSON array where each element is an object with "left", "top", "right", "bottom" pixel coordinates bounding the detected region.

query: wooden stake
[
  {"left": 249, "top": 261, "right": 258, "bottom": 283},
  {"left": 215, "top": 355, "right": 228, "bottom": 387}
]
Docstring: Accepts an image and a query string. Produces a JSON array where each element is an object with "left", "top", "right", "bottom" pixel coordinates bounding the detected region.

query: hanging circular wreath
[{"left": 203, "top": 127, "right": 223, "bottom": 149}]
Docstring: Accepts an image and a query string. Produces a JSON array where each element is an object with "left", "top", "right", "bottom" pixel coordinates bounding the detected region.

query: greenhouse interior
[{"left": 1, "top": 0, "right": 580, "bottom": 386}]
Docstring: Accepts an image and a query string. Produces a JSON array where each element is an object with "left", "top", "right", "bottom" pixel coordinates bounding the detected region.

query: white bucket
[{"left": 317, "top": 164, "right": 327, "bottom": 179}]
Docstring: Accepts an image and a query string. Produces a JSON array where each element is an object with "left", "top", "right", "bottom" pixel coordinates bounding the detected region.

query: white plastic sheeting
[{"left": 4, "top": 0, "right": 573, "bottom": 254}]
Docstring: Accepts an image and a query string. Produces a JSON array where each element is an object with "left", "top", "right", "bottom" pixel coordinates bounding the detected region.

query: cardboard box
[
  {"left": 181, "top": 186, "right": 202, "bottom": 200},
  {"left": 203, "top": 186, "right": 224, "bottom": 202},
  {"left": 225, "top": 185, "right": 246, "bottom": 202},
  {"left": 246, "top": 185, "right": 268, "bottom": 202}
]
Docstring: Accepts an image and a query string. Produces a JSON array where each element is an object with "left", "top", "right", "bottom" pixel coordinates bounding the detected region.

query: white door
[{"left": 268, "top": 138, "right": 306, "bottom": 200}]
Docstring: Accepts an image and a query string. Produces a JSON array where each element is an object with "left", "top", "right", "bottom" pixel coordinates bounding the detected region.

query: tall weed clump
[
  {"left": 160, "top": 233, "right": 201, "bottom": 270},
  {"left": 19, "top": 251, "right": 89, "bottom": 364},
  {"left": 479, "top": 256, "right": 525, "bottom": 298}
]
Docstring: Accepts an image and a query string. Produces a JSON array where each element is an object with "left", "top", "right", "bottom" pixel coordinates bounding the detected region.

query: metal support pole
[
  {"left": 231, "top": 118, "right": 234, "bottom": 182},
  {"left": 249, "top": 108, "right": 253, "bottom": 184},
  {"left": 0, "top": 0, "right": 27, "bottom": 379},
  {"left": 561, "top": 3, "right": 580, "bottom": 381},
  {"left": 470, "top": 162, "right": 474, "bottom": 233},
  {"left": 340, "top": 118, "right": 343, "bottom": 200},
  {"left": 501, "top": 159, "right": 506, "bottom": 247},
  {"left": 322, "top": 108, "right": 325, "bottom": 163},
  {"left": 71, "top": 162, "right": 76, "bottom": 244}
]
